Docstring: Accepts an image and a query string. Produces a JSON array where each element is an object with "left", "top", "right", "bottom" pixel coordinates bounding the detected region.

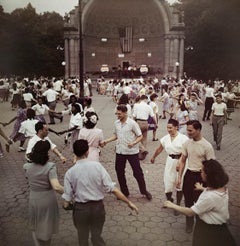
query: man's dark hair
[
  {"left": 168, "top": 119, "right": 179, "bottom": 127},
  {"left": 186, "top": 120, "right": 202, "bottom": 130},
  {"left": 29, "top": 140, "right": 50, "bottom": 165},
  {"left": 202, "top": 159, "right": 229, "bottom": 188},
  {"left": 73, "top": 139, "right": 89, "bottom": 157},
  {"left": 35, "top": 121, "right": 45, "bottom": 133},
  {"left": 116, "top": 104, "right": 127, "bottom": 113}
]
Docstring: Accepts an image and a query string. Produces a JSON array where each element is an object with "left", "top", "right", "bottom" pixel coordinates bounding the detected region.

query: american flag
[{"left": 119, "top": 26, "right": 133, "bottom": 53}]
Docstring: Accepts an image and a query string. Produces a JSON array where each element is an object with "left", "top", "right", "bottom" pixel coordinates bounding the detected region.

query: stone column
[
  {"left": 64, "top": 38, "right": 69, "bottom": 79},
  {"left": 179, "top": 38, "right": 185, "bottom": 77},
  {"left": 174, "top": 38, "right": 179, "bottom": 76},
  {"left": 164, "top": 37, "right": 170, "bottom": 76},
  {"left": 69, "top": 39, "right": 75, "bottom": 77}
]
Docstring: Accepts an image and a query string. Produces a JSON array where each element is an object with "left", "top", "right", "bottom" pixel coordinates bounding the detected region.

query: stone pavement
[{"left": 0, "top": 91, "right": 239, "bottom": 246}]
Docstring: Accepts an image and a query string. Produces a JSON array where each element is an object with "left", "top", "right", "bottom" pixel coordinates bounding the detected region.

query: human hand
[
  {"left": 60, "top": 155, "right": 66, "bottom": 163},
  {"left": 195, "top": 182, "right": 204, "bottom": 191},
  {"left": 150, "top": 157, "right": 155, "bottom": 164},
  {"left": 176, "top": 178, "right": 181, "bottom": 190},
  {"left": 128, "top": 201, "right": 139, "bottom": 215},
  {"left": 163, "top": 200, "right": 174, "bottom": 208}
]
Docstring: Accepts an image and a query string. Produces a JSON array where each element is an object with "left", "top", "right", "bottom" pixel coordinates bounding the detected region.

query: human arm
[
  {"left": 50, "top": 178, "right": 64, "bottom": 194},
  {"left": 176, "top": 154, "right": 187, "bottom": 189},
  {"left": 128, "top": 135, "right": 143, "bottom": 149},
  {"left": 150, "top": 144, "right": 164, "bottom": 163},
  {"left": 163, "top": 201, "right": 196, "bottom": 217},
  {"left": 52, "top": 147, "right": 66, "bottom": 163},
  {"left": 112, "top": 187, "right": 139, "bottom": 214},
  {"left": 102, "top": 133, "right": 117, "bottom": 146}
]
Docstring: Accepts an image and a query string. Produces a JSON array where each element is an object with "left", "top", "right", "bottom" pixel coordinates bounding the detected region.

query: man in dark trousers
[{"left": 62, "top": 139, "right": 138, "bottom": 246}]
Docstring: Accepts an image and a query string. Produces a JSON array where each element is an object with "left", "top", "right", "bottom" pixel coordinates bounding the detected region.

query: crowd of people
[{"left": 0, "top": 74, "right": 239, "bottom": 246}]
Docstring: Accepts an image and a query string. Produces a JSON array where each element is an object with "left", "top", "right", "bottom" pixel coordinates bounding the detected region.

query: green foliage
[
  {"left": 178, "top": 0, "right": 240, "bottom": 80},
  {"left": 0, "top": 4, "right": 64, "bottom": 77}
]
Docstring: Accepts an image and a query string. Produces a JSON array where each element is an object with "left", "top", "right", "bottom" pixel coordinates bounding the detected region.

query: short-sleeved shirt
[
  {"left": 212, "top": 102, "right": 227, "bottom": 116},
  {"left": 191, "top": 188, "right": 229, "bottom": 224},
  {"left": 62, "top": 159, "right": 115, "bottom": 203},
  {"left": 32, "top": 104, "right": 50, "bottom": 115},
  {"left": 182, "top": 138, "right": 215, "bottom": 171},
  {"left": 114, "top": 118, "right": 142, "bottom": 155},
  {"left": 26, "top": 135, "right": 56, "bottom": 155}
]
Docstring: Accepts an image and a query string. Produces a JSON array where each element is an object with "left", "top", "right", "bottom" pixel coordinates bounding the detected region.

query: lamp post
[
  {"left": 79, "top": 0, "right": 84, "bottom": 98},
  {"left": 175, "top": 61, "right": 180, "bottom": 82}
]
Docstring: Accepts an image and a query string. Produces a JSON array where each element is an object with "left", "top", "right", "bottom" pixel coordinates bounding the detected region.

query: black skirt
[{"left": 192, "top": 216, "right": 236, "bottom": 246}]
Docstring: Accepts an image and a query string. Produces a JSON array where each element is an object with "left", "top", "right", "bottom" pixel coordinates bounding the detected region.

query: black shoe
[
  {"left": 60, "top": 116, "right": 63, "bottom": 122},
  {"left": 185, "top": 225, "right": 193, "bottom": 234},
  {"left": 48, "top": 122, "right": 55, "bottom": 125},
  {"left": 144, "top": 191, "right": 152, "bottom": 200},
  {"left": 202, "top": 118, "right": 205, "bottom": 121},
  {"left": 216, "top": 146, "right": 221, "bottom": 150}
]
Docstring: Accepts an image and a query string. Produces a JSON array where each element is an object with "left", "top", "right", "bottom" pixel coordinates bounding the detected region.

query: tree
[
  {"left": 179, "top": 0, "right": 240, "bottom": 80},
  {"left": 0, "top": 4, "right": 64, "bottom": 77}
]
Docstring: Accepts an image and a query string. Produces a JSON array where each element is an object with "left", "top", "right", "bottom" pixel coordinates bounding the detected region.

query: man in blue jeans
[{"left": 103, "top": 104, "right": 152, "bottom": 200}]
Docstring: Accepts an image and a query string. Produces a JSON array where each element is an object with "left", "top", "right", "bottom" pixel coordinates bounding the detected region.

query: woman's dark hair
[
  {"left": 84, "top": 111, "right": 99, "bottom": 129},
  {"left": 118, "top": 94, "right": 129, "bottom": 105},
  {"left": 180, "top": 102, "right": 188, "bottom": 112},
  {"left": 26, "top": 108, "right": 36, "bottom": 119},
  {"left": 202, "top": 159, "right": 229, "bottom": 188},
  {"left": 168, "top": 118, "right": 179, "bottom": 127},
  {"left": 73, "top": 139, "right": 89, "bottom": 157},
  {"left": 29, "top": 140, "right": 51, "bottom": 165}
]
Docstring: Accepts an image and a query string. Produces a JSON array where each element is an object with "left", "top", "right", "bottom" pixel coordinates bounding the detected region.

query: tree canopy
[
  {"left": 179, "top": 0, "right": 240, "bottom": 80},
  {"left": 0, "top": 3, "right": 64, "bottom": 77}
]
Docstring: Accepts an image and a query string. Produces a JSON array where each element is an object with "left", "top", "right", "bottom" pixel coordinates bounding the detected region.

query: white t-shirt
[
  {"left": 32, "top": 104, "right": 50, "bottom": 115},
  {"left": 191, "top": 188, "right": 229, "bottom": 224},
  {"left": 212, "top": 102, "right": 227, "bottom": 116},
  {"left": 42, "top": 89, "right": 59, "bottom": 102},
  {"left": 23, "top": 93, "right": 34, "bottom": 102},
  {"left": 19, "top": 119, "right": 39, "bottom": 137}
]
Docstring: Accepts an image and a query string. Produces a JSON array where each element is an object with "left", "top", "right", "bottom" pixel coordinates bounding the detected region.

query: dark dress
[{"left": 23, "top": 162, "right": 59, "bottom": 241}]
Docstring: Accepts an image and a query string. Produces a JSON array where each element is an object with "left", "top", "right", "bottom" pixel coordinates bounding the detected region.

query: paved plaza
[{"left": 0, "top": 91, "right": 239, "bottom": 246}]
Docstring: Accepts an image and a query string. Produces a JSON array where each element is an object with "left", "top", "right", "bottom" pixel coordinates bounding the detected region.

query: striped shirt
[{"left": 114, "top": 117, "right": 142, "bottom": 155}]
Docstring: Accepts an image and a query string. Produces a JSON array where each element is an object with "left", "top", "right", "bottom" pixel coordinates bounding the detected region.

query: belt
[
  {"left": 187, "top": 169, "right": 201, "bottom": 173},
  {"left": 75, "top": 200, "right": 103, "bottom": 205},
  {"left": 169, "top": 154, "right": 182, "bottom": 159},
  {"left": 213, "top": 115, "right": 224, "bottom": 117},
  {"left": 136, "top": 119, "right": 148, "bottom": 121}
]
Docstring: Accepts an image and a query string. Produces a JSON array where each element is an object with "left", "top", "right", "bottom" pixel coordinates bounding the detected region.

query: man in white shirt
[
  {"left": 42, "top": 83, "right": 62, "bottom": 124},
  {"left": 103, "top": 104, "right": 152, "bottom": 200},
  {"left": 26, "top": 121, "right": 66, "bottom": 163},
  {"left": 210, "top": 94, "right": 227, "bottom": 150},
  {"left": 132, "top": 95, "right": 157, "bottom": 160}
]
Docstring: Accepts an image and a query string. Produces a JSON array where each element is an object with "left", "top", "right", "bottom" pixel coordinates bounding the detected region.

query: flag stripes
[{"left": 119, "top": 26, "right": 133, "bottom": 53}]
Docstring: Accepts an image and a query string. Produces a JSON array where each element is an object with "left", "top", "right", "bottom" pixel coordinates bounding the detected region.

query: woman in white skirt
[{"left": 151, "top": 119, "right": 188, "bottom": 210}]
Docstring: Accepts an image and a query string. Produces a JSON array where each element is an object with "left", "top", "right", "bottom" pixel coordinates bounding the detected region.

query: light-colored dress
[
  {"left": 160, "top": 133, "right": 189, "bottom": 193},
  {"left": 176, "top": 109, "right": 188, "bottom": 135},
  {"left": 23, "top": 162, "right": 59, "bottom": 241},
  {"left": 78, "top": 127, "right": 104, "bottom": 161}
]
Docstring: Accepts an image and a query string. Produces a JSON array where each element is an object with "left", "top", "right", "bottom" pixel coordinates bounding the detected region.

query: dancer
[
  {"left": 151, "top": 119, "right": 188, "bottom": 214},
  {"left": 164, "top": 159, "right": 236, "bottom": 246}
]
